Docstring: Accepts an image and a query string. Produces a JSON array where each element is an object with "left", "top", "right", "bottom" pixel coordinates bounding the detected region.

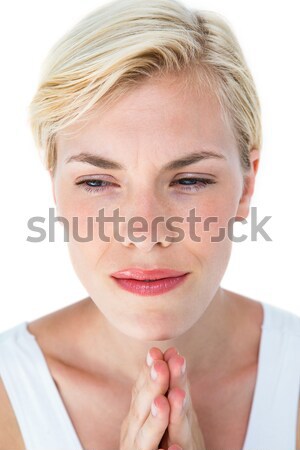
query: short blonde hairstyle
[{"left": 28, "top": 0, "right": 262, "bottom": 175}]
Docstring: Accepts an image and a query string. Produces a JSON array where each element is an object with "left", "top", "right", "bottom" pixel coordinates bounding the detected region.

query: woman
[{"left": 1, "top": 0, "right": 300, "bottom": 449}]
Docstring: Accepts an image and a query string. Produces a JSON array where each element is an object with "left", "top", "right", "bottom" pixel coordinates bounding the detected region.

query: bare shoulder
[
  {"left": 222, "top": 288, "right": 264, "bottom": 324},
  {"left": 0, "top": 298, "right": 92, "bottom": 450},
  {"left": 225, "top": 289, "right": 300, "bottom": 448},
  {"left": 27, "top": 297, "right": 91, "bottom": 358},
  {"left": 26, "top": 297, "right": 101, "bottom": 381},
  {"left": 0, "top": 377, "right": 25, "bottom": 450}
]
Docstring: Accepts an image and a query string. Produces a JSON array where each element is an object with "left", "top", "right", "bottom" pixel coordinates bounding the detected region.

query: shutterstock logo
[{"left": 26, "top": 206, "right": 272, "bottom": 243}]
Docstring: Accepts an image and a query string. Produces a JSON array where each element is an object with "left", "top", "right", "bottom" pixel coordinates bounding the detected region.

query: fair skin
[
  {"left": 3, "top": 70, "right": 299, "bottom": 449},
  {"left": 53, "top": 70, "right": 260, "bottom": 449},
  {"left": 51, "top": 72, "right": 259, "bottom": 367}
]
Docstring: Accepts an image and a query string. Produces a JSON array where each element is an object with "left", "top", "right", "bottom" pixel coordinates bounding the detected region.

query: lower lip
[{"left": 112, "top": 274, "right": 189, "bottom": 296}]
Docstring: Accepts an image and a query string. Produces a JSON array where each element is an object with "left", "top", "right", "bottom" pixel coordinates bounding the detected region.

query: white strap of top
[
  {"left": 0, "top": 322, "right": 83, "bottom": 450},
  {"left": 242, "top": 301, "right": 300, "bottom": 450}
]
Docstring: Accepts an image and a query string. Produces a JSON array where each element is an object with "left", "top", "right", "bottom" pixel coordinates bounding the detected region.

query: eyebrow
[{"left": 65, "top": 150, "right": 227, "bottom": 171}]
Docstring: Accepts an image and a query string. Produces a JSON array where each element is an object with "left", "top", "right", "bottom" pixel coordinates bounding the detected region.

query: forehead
[{"left": 56, "top": 72, "right": 237, "bottom": 164}]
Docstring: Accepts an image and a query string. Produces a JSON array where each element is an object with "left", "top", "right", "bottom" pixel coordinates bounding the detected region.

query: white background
[{"left": 0, "top": 0, "right": 299, "bottom": 331}]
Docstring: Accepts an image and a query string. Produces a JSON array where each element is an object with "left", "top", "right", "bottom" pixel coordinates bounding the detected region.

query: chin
[
  {"left": 131, "top": 330, "right": 181, "bottom": 342},
  {"left": 123, "top": 319, "right": 185, "bottom": 342}
]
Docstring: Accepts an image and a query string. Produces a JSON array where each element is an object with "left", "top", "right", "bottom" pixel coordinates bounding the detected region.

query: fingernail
[
  {"left": 151, "top": 400, "right": 158, "bottom": 417},
  {"left": 151, "top": 363, "right": 158, "bottom": 381},
  {"left": 181, "top": 357, "right": 186, "bottom": 375},
  {"left": 146, "top": 350, "right": 153, "bottom": 367}
]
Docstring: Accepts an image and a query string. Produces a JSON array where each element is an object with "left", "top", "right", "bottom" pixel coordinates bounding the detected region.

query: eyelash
[{"left": 75, "top": 177, "right": 216, "bottom": 194}]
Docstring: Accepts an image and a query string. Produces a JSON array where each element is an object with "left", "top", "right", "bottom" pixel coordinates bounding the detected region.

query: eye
[
  {"left": 75, "top": 176, "right": 216, "bottom": 195},
  {"left": 75, "top": 179, "right": 117, "bottom": 194},
  {"left": 171, "top": 177, "right": 216, "bottom": 192}
]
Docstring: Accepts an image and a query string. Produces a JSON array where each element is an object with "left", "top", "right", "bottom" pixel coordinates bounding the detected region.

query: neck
[{"left": 81, "top": 287, "right": 238, "bottom": 383}]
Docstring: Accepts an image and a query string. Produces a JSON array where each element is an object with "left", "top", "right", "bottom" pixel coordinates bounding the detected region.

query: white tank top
[{"left": 0, "top": 301, "right": 300, "bottom": 450}]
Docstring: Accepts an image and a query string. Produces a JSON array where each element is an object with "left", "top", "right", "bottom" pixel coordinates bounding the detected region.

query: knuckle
[
  {"left": 131, "top": 401, "right": 143, "bottom": 423},
  {"left": 129, "top": 397, "right": 143, "bottom": 423}
]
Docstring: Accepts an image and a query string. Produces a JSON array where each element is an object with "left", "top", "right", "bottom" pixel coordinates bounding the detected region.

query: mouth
[
  {"left": 110, "top": 267, "right": 189, "bottom": 281},
  {"left": 110, "top": 268, "right": 190, "bottom": 296}
]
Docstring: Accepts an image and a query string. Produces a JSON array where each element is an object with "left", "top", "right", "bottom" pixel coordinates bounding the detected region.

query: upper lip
[{"left": 110, "top": 268, "right": 189, "bottom": 281}]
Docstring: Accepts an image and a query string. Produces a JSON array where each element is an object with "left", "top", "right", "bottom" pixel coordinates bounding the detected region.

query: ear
[{"left": 235, "top": 148, "right": 260, "bottom": 221}]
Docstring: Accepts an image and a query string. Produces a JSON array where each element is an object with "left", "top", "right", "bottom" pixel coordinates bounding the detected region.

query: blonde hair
[{"left": 28, "top": 0, "right": 262, "bottom": 175}]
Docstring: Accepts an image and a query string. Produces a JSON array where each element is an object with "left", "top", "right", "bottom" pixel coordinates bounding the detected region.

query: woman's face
[{"left": 52, "top": 72, "right": 259, "bottom": 340}]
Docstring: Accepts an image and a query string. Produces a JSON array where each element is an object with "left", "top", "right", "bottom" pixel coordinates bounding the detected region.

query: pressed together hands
[{"left": 119, "top": 346, "right": 206, "bottom": 450}]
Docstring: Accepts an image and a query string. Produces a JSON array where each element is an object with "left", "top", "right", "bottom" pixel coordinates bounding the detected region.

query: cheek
[
  {"left": 174, "top": 185, "right": 240, "bottom": 247},
  {"left": 179, "top": 183, "right": 241, "bottom": 281},
  {"left": 56, "top": 185, "right": 108, "bottom": 242},
  {"left": 57, "top": 196, "right": 111, "bottom": 281},
  {"left": 66, "top": 236, "right": 109, "bottom": 293}
]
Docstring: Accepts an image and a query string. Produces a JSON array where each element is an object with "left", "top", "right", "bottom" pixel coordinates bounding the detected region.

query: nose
[
  {"left": 118, "top": 191, "right": 175, "bottom": 252},
  {"left": 122, "top": 232, "right": 172, "bottom": 251}
]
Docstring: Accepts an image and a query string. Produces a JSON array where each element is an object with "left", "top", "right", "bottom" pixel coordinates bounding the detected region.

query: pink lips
[{"left": 110, "top": 268, "right": 190, "bottom": 296}]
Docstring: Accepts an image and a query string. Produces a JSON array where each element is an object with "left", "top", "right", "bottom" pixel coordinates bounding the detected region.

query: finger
[
  {"left": 165, "top": 353, "right": 206, "bottom": 449},
  {"left": 167, "top": 386, "right": 192, "bottom": 443},
  {"left": 135, "top": 347, "right": 164, "bottom": 393},
  {"left": 167, "top": 355, "right": 196, "bottom": 445},
  {"left": 130, "top": 359, "right": 169, "bottom": 424},
  {"left": 164, "top": 346, "right": 179, "bottom": 362},
  {"left": 134, "top": 394, "right": 170, "bottom": 450},
  {"left": 165, "top": 351, "right": 194, "bottom": 422},
  {"left": 167, "top": 384, "right": 206, "bottom": 449},
  {"left": 167, "top": 352, "right": 187, "bottom": 390},
  {"left": 120, "top": 350, "right": 169, "bottom": 450},
  {"left": 128, "top": 354, "right": 169, "bottom": 439},
  {"left": 147, "top": 347, "right": 164, "bottom": 365}
]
